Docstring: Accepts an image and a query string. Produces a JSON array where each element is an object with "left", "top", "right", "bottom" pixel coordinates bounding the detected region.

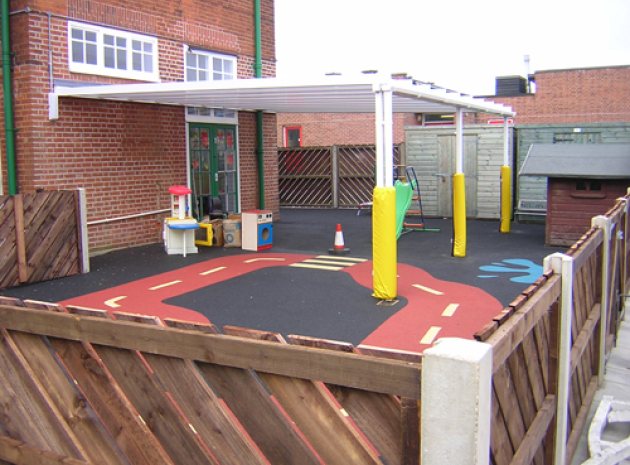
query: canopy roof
[
  {"left": 52, "top": 75, "right": 515, "bottom": 116},
  {"left": 519, "top": 143, "right": 630, "bottom": 179}
]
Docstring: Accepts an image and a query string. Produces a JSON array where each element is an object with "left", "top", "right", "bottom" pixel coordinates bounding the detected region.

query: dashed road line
[
  {"left": 199, "top": 266, "right": 227, "bottom": 276},
  {"left": 104, "top": 296, "right": 127, "bottom": 308},
  {"left": 412, "top": 283, "right": 444, "bottom": 296},
  {"left": 243, "top": 258, "right": 287, "bottom": 264},
  {"left": 420, "top": 326, "right": 442, "bottom": 345},
  {"left": 441, "top": 303, "right": 460, "bottom": 317},
  {"left": 149, "top": 280, "right": 182, "bottom": 291}
]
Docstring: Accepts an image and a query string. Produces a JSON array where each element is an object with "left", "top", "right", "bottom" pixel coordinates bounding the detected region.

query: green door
[{"left": 189, "top": 123, "right": 238, "bottom": 220}]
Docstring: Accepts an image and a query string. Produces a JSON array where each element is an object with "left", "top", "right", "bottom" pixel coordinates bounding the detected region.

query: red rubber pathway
[{"left": 3, "top": 209, "right": 563, "bottom": 354}]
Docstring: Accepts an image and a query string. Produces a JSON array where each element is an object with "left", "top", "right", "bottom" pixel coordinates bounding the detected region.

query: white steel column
[
  {"left": 374, "top": 84, "right": 394, "bottom": 187},
  {"left": 455, "top": 108, "right": 464, "bottom": 174},
  {"left": 503, "top": 117, "right": 509, "bottom": 166}
]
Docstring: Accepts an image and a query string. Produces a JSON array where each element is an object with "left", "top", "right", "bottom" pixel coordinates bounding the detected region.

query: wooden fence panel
[
  {"left": 0, "top": 299, "right": 421, "bottom": 465},
  {"left": 0, "top": 191, "right": 82, "bottom": 290},
  {"left": 278, "top": 145, "right": 401, "bottom": 208}
]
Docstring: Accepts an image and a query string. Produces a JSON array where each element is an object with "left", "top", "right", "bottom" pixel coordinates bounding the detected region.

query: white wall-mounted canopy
[{"left": 50, "top": 75, "right": 515, "bottom": 117}]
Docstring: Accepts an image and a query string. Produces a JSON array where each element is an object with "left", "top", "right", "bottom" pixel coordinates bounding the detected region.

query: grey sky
[{"left": 274, "top": 0, "right": 630, "bottom": 95}]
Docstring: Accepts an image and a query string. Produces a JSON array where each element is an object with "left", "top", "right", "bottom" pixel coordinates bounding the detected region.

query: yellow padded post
[
  {"left": 500, "top": 165, "right": 512, "bottom": 233},
  {"left": 452, "top": 173, "right": 467, "bottom": 258},
  {"left": 372, "top": 186, "right": 397, "bottom": 300}
]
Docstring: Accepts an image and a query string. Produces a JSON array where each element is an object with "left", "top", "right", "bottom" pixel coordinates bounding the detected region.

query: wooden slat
[
  {"left": 50, "top": 338, "right": 175, "bottom": 465},
  {"left": 288, "top": 335, "right": 408, "bottom": 465},
  {"left": 0, "top": 305, "right": 421, "bottom": 398},
  {"left": 13, "top": 194, "right": 28, "bottom": 283},
  {"left": 0, "top": 331, "right": 83, "bottom": 459},
  {"left": 566, "top": 377, "right": 599, "bottom": 464},
  {"left": 521, "top": 331, "right": 546, "bottom": 409},
  {"left": 509, "top": 395, "right": 556, "bottom": 465},
  {"left": 0, "top": 436, "right": 89, "bottom": 465},
  {"left": 487, "top": 275, "right": 561, "bottom": 372},
  {"left": 7, "top": 329, "right": 128, "bottom": 465},
  {"left": 492, "top": 364, "right": 527, "bottom": 458},
  {"left": 489, "top": 388, "right": 514, "bottom": 465},
  {"left": 231, "top": 328, "right": 384, "bottom": 465}
]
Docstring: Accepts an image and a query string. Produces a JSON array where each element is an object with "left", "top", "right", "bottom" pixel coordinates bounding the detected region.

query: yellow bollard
[
  {"left": 500, "top": 165, "right": 512, "bottom": 233},
  {"left": 372, "top": 186, "right": 397, "bottom": 300},
  {"left": 452, "top": 173, "right": 467, "bottom": 258}
]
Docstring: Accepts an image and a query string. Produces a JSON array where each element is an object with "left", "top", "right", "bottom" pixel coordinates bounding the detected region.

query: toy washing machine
[{"left": 241, "top": 210, "right": 273, "bottom": 251}]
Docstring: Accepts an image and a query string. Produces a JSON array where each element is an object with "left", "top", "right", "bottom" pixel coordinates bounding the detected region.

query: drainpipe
[
  {"left": 1, "top": 0, "right": 17, "bottom": 195},
  {"left": 254, "top": 0, "right": 265, "bottom": 208}
]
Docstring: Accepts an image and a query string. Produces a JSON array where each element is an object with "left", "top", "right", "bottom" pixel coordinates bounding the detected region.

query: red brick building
[{"left": 0, "top": 0, "right": 277, "bottom": 253}]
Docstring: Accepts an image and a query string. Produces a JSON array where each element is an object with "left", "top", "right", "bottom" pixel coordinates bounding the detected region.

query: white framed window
[
  {"left": 185, "top": 48, "right": 235, "bottom": 82},
  {"left": 185, "top": 47, "right": 237, "bottom": 123},
  {"left": 68, "top": 21, "right": 159, "bottom": 82}
]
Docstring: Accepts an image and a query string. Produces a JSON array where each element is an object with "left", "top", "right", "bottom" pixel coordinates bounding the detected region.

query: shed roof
[
  {"left": 51, "top": 75, "right": 515, "bottom": 116},
  {"left": 519, "top": 144, "right": 630, "bottom": 179}
]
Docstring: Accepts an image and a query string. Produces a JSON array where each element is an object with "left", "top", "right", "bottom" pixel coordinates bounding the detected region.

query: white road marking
[
  {"left": 243, "top": 258, "right": 286, "bottom": 264},
  {"left": 149, "top": 280, "right": 182, "bottom": 291},
  {"left": 314, "top": 255, "right": 367, "bottom": 263},
  {"left": 290, "top": 263, "right": 344, "bottom": 271},
  {"left": 420, "top": 326, "right": 442, "bottom": 345},
  {"left": 441, "top": 303, "right": 460, "bottom": 317},
  {"left": 412, "top": 284, "right": 444, "bottom": 296},
  {"left": 104, "top": 296, "right": 127, "bottom": 308},
  {"left": 199, "top": 266, "right": 227, "bottom": 276}
]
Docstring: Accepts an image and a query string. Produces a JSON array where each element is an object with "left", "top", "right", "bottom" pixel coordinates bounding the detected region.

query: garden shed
[{"left": 519, "top": 143, "right": 630, "bottom": 246}]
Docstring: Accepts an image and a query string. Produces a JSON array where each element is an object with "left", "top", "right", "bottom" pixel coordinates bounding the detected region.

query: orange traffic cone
[{"left": 329, "top": 223, "right": 350, "bottom": 255}]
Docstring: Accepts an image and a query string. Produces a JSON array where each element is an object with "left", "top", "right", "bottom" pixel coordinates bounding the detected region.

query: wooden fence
[
  {"left": 278, "top": 144, "right": 403, "bottom": 208},
  {"left": 0, "top": 190, "right": 88, "bottom": 289},
  {"left": 0, "top": 192, "right": 627, "bottom": 465},
  {"left": 0, "top": 298, "right": 421, "bottom": 465},
  {"left": 475, "top": 192, "right": 628, "bottom": 465}
]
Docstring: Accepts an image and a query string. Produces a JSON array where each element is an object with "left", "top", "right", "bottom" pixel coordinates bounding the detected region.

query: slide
[{"left": 394, "top": 180, "right": 413, "bottom": 239}]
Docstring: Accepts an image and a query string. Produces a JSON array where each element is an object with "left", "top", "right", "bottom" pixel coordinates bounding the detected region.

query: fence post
[
  {"left": 592, "top": 214, "right": 612, "bottom": 384},
  {"left": 331, "top": 145, "right": 339, "bottom": 208},
  {"left": 13, "top": 193, "right": 28, "bottom": 283},
  {"left": 76, "top": 188, "right": 90, "bottom": 273},
  {"left": 543, "top": 252, "right": 574, "bottom": 465},
  {"left": 421, "top": 338, "right": 492, "bottom": 465}
]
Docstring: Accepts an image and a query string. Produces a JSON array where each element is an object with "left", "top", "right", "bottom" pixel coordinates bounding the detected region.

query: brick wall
[
  {"left": 0, "top": 0, "right": 277, "bottom": 253},
  {"left": 276, "top": 112, "right": 416, "bottom": 147},
  {"left": 475, "top": 65, "right": 630, "bottom": 124}
]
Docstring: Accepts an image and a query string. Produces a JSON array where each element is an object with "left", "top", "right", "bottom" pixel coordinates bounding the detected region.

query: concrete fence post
[
  {"left": 544, "top": 252, "right": 574, "bottom": 465},
  {"left": 592, "top": 214, "right": 612, "bottom": 384},
  {"left": 77, "top": 187, "right": 90, "bottom": 273},
  {"left": 421, "top": 337, "right": 493, "bottom": 465}
]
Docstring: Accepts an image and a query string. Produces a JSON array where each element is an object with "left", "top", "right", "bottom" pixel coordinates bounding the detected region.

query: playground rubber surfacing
[{"left": 2, "top": 209, "right": 563, "bottom": 354}]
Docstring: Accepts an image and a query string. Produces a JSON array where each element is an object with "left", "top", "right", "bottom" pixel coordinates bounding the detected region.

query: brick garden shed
[{"left": 519, "top": 143, "right": 630, "bottom": 246}]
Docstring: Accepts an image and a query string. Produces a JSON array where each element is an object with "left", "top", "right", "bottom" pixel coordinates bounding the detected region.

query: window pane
[
  {"left": 199, "top": 55, "right": 208, "bottom": 70},
  {"left": 116, "top": 36, "right": 126, "bottom": 47},
  {"left": 71, "top": 28, "right": 83, "bottom": 40},
  {"left": 199, "top": 70, "right": 208, "bottom": 81},
  {"left": 213, "top": 72, "right": 222, "bottom": 80},
  {"left": 144, "top": 55, "right": 152, "bottom": 72},
  {"left": 132, "top": 52, "right": 142, "bottom": 71},
  {"left": 213, "top": 57, "right": 222, "bottom": 72},
  {"left": 117, "top": 49, "right": 127, "bottom": 69},
  {"left": 132, "top": 40, "right": 141, "bottom": 51},
  {"left": 186, "top": 68, "right": 196, "bottom": 81},
  {"left": 104, "top": 47, "right": 114, "bottom": 68},
  {"left": 104, "top": 34, "right": 114, "bottom": 45},
  {"left": 86, "top": 43, "right": 97, "bottom": 64},
  {"left": 144, "top": 42, "right": 152, "bottom": 53},
  {"left": 71, "top": 42, "right": 84, "bottom": 62},
  {"left": 186, "top": 53, "right": 195, "bottom": 67},
  {"left": 224, "top": 60, "right": 234, "bottom": 77},
  {"left": 86, "top": 31, "right": 97, "bottom": 42}
]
